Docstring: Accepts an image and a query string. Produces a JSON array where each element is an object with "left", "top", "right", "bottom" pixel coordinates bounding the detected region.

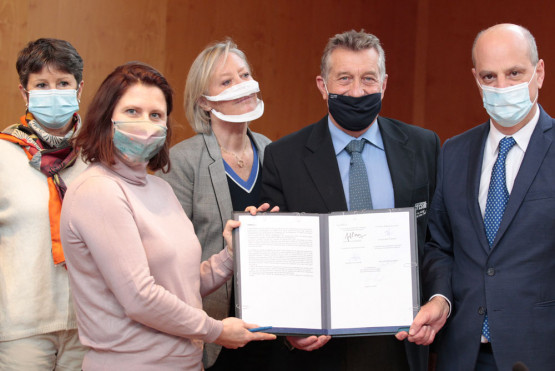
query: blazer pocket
[{"left": 535, "top": 299, "right": 555, "bottom": 307}]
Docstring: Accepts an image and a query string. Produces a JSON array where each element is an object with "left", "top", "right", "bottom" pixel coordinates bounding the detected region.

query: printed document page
[
  {"left": 327, "top": 211, "right": 414, "bottom": 329},
  {"left": 235, "top": 214, "right": 322, "bottom": 329}
]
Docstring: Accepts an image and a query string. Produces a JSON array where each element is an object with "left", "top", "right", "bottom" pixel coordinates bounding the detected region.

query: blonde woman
[{"left": 156, "top": 40, "right": 285, "bottom": 370}]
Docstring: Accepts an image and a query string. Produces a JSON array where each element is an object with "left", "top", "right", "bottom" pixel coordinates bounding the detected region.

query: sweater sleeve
[
  {"left": 64, "top": 175, "right": 223, "bottom": 343},
  {"left": 199, "top": 247, "right": 234, "bottom": 298}
]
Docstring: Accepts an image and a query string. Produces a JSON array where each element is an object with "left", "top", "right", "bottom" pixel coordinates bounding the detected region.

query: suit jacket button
[
  {"left": 487, "top": 268, "right": 495, "bottom": 276},
  {"left": 478, "top": 306, "right": 486, "bottom": 315}
]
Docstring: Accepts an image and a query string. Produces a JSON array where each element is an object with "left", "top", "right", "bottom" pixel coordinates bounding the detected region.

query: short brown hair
[
  {"left": 16, "top": 38, "right": 83, "bottom": 89},
  {"left": 76, "top": 62, "right": 173, "bottom": 172}
]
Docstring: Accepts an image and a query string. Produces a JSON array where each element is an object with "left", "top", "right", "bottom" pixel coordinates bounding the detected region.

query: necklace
[{"left": 220, "top": 138, "right": 249, "bottom": 168}]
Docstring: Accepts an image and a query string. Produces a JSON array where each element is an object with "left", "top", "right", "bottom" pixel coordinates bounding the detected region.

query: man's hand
[
  {"left": 286, "top": 335, "right": 331, "bottom": 351},
  {"left": 395, "top": 296, "right": 449, "bottom": 345}
]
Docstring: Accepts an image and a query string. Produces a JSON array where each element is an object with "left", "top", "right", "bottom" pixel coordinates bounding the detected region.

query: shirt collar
[
  {"left": 328, "top": 115, "right": 384, "bottom": 155},
  {"left": 487, "top": 104, "right": 539, "bottom": 156}
]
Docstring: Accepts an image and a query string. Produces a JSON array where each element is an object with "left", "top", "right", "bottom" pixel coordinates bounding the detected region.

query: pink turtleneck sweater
[{"left": 60, "top": 160, "right": 233, "bottom": 370}]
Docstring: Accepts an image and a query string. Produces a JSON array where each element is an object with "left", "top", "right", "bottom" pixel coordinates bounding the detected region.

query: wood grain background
[{"left": 2, "top": 0, "right": 555, "bottom": 144}]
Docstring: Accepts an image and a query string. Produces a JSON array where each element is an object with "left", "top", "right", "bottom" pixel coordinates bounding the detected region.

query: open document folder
[{"left": 232, "top": 208, "right": 420, "bottom": 336}]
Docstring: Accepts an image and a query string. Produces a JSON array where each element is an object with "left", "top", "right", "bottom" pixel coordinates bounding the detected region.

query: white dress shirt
[
  {"left": 478, "top": 107, "right": 539, "bottom": 216},
  {"left": 478, "top": 106, "right": 538, "bottom": 343}
]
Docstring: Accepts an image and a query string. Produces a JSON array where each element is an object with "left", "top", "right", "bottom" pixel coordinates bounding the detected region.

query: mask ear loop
[
  {"left": 525, "top": 64, "right": 540, "bottom": 106},
  {"left": 528, "top": 63, "right": 539, "bottom": 85},
  {"left": 23, "top": 88, "right": 30, "bottom": 109}
]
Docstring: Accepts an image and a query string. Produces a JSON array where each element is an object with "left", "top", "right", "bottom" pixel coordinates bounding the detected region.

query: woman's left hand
[
  {"left": 223, "top": 219, "right": 241, "bottom": 256},
  {"left": 224, "top": 203, "right": 280, "bottom": 257},
  {"left": 244, "top": 202, "right": 280, "bottom": 215}
]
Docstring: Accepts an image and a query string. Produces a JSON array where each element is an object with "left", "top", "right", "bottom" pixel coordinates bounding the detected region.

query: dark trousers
[
  {"left": 207, "top": 340, "right": 289, "bottom": 371},
  {"left": 210, "top": 335, "right": 425, "bottom": 371}
]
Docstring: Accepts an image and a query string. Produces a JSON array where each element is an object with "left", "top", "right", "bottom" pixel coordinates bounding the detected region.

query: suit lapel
[
  {"left": 204, "top": 133, "right": 234, "bottom": 223},
  {"left": 466, "top": 124, "right": 491, "bottom": 253},
  {"left": 378, "top": 117, "right": 414, "bottom": 208},
  {"left": 493, "top": 107, "right": 554, "bottom": 249},
  {"left": 304, "top": 117, "right": 348, "bottom": 212}
]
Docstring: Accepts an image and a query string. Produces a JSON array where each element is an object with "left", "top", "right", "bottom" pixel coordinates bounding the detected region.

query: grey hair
[
  {"left": 472, "top": 24, "right": 539, "bottom": 67},
  {"left": 184, "top": 39, "right": 250, "bottom": 134},
  {"left": 320, "top": 29, "right": 386, "bottom": 82}
]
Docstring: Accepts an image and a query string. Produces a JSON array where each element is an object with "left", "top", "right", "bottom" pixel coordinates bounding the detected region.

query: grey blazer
[{"left": 156, "top": 128, "right": 271, "bottom": 367}]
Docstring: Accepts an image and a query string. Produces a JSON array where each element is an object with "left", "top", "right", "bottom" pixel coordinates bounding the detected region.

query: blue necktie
[
  {"left": 345, "top": 139, "right": 373, "bottom": 211},
  {"left": 482, "top": 136, "right": 516, "bottom": 342}
]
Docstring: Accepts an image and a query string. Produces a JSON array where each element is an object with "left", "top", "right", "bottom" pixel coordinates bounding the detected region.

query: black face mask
[{"left": 328, "top": 92, "right": 382, "bottom": 131}]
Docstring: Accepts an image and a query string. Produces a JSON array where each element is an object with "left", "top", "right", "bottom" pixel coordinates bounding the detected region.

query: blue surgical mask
[
  {"left": 112, "top": 120, "right": 167, "bottom": 164},
  {"left": 27, "top": 89, "right": 79, "bottom": 130},
  {"left": 479, "top": 66, "right": 538, "bottom": 127}
]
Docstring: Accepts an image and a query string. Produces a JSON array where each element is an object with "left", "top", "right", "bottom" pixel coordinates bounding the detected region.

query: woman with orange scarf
[{"left": 0, "top": 38, "right": 88, "bottom": 369}]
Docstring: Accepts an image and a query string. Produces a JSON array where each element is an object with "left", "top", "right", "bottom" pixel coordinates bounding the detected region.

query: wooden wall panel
[
  {"left": 163, "top": 0, "right": 420, "bottom": 144},
  {"left": 422, "top": 0, "right": 555, "bottom": 140},
  {"left": 1, "top": 0, "right": 167, "bottom": 128},
  {"left": 1, "top": 0, "right": 555, "bottom": 145},
  {"left": 0, "top": 1, "right": 32, "bottom": 122}
]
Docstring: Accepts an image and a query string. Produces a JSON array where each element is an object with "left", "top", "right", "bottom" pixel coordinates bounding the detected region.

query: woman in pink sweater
[{"left": 60, "top": 62, "right": 274, "bottom": 370}]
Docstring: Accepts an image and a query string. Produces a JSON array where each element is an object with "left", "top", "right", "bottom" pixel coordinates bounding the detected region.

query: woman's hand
[
  {"left": 214, "top": 317, "right": 276, "bottom": 349},
  {"left": 244, "top": 202, "right": 280, "bottom": 215},
  {"left": 223, "top": 203, "right": 279, "bottom": 256},
  {"left": 223, "top": 220, "right": 241, "bottom": 256}
]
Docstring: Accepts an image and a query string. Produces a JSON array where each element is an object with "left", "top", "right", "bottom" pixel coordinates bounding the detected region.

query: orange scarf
[{"left": 0, "top": 114, "right": 79, "bottom": 265}]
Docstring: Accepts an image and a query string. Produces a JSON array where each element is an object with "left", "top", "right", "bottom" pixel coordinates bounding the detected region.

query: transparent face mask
[{"left": 203, "top": 80, "right": 264, "bottom": 123}]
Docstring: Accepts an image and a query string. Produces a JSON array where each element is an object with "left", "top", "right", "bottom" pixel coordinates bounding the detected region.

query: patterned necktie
[
  {"left": 345, "top": 139, "right": 373, "bottom": 211},
  {"left": 481, "top": 136, "right": 516, "bottom": 342}
]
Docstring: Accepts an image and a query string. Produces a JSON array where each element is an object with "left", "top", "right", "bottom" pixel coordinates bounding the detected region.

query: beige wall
[{"left": 2, "top": 0, "right": 555, "bottom": 145}]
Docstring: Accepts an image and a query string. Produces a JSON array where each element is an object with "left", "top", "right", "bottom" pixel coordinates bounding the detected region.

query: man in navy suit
[
  {"left": 397, "top": 24, "right": 555, "bottom": 370},
  {"left": 260, "top": 30, "right": 440, "bottom": 371}
]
